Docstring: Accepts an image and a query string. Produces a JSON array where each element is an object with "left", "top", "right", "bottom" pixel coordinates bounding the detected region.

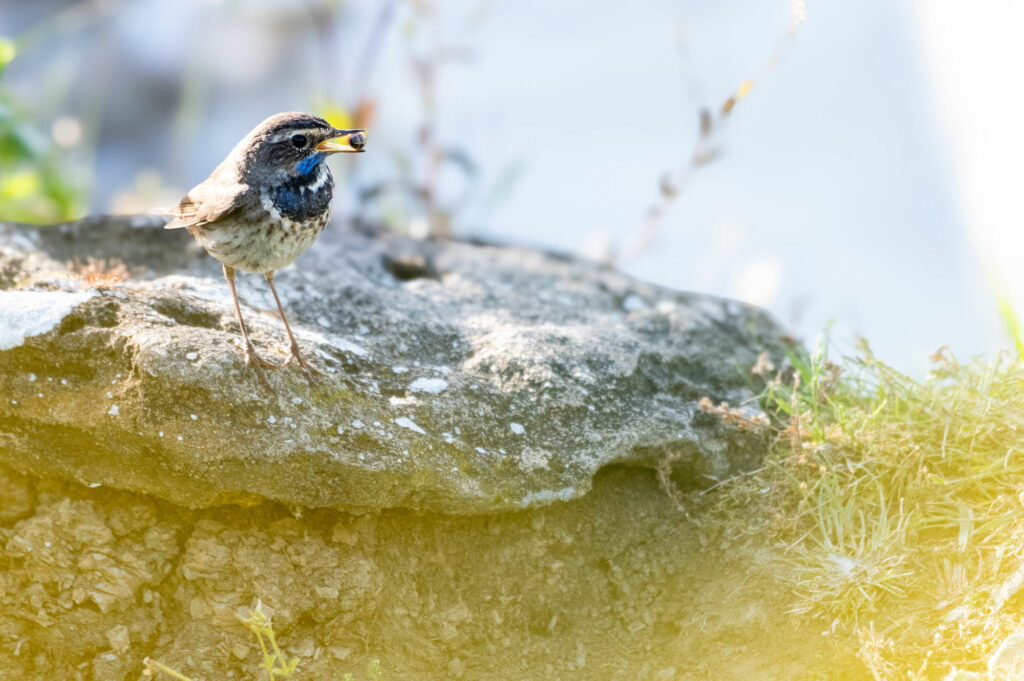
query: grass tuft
[
  {"left": 709, "top": 337, "right": 1024, "bottom": 677},
  {"left": 242, "top": 599, "right": 300, "bottom": 679},
  {"left": 143, "top": 599, "right": 383, "bottom": 680},
  {"left": 143, "top": 600, "right": 299, "bottom": 681}
]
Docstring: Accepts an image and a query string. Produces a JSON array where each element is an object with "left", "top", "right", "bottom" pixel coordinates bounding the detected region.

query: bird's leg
[
  {"left": 223, "top": 264, "right": 275, "bottom": 388},
  {"left": 265, "top": 271, "right": 320, "bottom": 385}
]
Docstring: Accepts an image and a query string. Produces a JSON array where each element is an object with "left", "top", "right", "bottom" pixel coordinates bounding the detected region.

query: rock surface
[
  {"left": 0, "top": 461, "right": 833, "bottom": 681},
  {"left": 0, "top": 217, "right": 785, "bottom": 513}
]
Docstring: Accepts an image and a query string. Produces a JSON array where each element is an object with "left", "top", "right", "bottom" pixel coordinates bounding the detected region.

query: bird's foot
[
  {"left": 284, "top": 344, "right": 321, "bottom": 386},
  {"left": 243, "top": 344, "right": 277, "bottom": 390},
  {"left": 245, "top": 346, "right": 277, "bottom": 370}
]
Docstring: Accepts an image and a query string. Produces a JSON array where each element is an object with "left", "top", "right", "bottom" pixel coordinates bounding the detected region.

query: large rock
[
  {"left": 0, "top": 217, "right": 785, "bottom": 513},
  {"left": 0, "top": 462, "right": 833, "bottom": 681}
]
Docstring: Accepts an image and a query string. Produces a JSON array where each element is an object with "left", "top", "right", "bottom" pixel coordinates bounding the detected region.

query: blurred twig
[
  {"left": 67, "top": 257, "right": 131, "bottom": 290},
  {"left": 353, "top": 0, "right": 398, "bottom": 107},
  {"left": 613, "top": 0, "right": 807, "bottom": 265},
  {"left": 354, "top": 0, "right": 488, "bottom": 238},
  {"left": 407, "top": 0, "right": 477, "bottom": 237},
  {"left": 615, "top": 83, "right": 749, "bottom": 265}
]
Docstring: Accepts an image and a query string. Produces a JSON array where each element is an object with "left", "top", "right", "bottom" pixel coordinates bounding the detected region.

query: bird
[{"left": 163, "top": 112, "right": 366, "bottom": 388}]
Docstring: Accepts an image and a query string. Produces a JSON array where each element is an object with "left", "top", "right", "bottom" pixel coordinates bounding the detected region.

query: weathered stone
[
  {"left": 0, "top": 217, "right": 785, "bottom": 513},
  {"left": 0, "top": 462, "right": 836, "bottom": 681}
]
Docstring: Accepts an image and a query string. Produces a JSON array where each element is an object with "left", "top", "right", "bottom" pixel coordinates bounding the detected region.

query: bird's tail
[{"left": 148, "top": 206, "right": 187, "bottom": 229}]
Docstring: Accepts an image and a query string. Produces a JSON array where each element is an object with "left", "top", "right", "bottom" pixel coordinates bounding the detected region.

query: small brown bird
[{"left": 164, "top": 112, "right": 366, "bottom": 387}]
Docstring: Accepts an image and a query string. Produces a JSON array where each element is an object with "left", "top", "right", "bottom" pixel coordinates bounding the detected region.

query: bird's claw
[
  {"left": 285, "top": 344, "right": 321, "bottom": 385},
  {"left": 244, "top": 344, "right": 277, "bottom": 390},
  {"left": 245, "top": 347, "right": 277, "bottom": 370}
]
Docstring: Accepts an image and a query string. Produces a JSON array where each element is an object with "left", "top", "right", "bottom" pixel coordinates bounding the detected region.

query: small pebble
[
  {"left": 394, "top": 417, "right": 426, "bottom": 435},
  {"left": 409, "top": 377, "right": 448, "bottom": 394}
]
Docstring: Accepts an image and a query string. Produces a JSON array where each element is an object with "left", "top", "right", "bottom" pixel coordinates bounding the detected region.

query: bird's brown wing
[{"left": 163, "top": 181, "right": 248, "bottom": 229}]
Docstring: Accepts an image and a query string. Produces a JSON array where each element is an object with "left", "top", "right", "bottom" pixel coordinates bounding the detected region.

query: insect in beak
[{"left": 315, "top": 129, "right": 367, "bottom": 153}]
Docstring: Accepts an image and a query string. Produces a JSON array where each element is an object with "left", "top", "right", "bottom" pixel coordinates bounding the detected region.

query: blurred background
[{"left": 1, "top": 0, "right": 1021, "bottom": 373}]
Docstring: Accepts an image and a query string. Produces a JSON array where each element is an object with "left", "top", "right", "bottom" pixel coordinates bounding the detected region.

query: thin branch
[
  {"left": 613, "top": 3, "right": 807, "bottom": 265},
  {"left": 353, "top": 0, "right": 399, "bottom": 103}
]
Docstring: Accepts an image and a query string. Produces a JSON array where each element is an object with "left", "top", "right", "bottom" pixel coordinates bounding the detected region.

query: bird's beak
[{"left": 316, "top": 129, "right": 367, "bottom": 153}]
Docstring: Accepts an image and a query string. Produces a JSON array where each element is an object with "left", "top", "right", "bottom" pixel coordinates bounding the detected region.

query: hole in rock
[{"left": 382, "top": 254, "right": 440, "bottom": 282}]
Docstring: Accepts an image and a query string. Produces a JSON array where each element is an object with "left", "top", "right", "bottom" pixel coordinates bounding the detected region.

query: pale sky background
[
  {"left": 3, "top": 0, "right": 1021, "bottom": 373},
  {"left": 364, "top": 0, "right": 1016, "bottom": 372}
]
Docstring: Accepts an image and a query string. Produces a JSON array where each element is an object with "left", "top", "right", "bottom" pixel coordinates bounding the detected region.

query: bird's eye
[{"left": 290, "top": 134, "right": 308, "bottom": 148}]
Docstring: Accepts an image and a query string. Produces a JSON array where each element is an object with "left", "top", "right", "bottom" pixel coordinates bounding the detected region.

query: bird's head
[{"left": 234, "top": 112, "right": 366, "bottom": 182}]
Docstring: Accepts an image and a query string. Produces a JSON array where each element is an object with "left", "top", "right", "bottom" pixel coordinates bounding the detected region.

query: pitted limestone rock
[{"left": 0, "top": 217, "right": 786, "bottom": 513}]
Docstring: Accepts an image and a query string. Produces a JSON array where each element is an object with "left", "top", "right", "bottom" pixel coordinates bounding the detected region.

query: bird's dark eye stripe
[{"left": 291, "top": 134, "right": 308, "bottom": 148}]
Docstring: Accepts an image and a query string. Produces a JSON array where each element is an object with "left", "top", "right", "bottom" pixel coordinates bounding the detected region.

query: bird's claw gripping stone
[
  {"left": 285, "top": 346, "right": 320, "bottom": 386},
  {"left": 244, "top": 344, "right": 277, "bottom": 390}
]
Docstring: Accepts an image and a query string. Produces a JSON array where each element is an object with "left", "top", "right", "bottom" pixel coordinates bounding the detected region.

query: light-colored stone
[{"left": 0, "top": 217, "right": 786, "bottom": 513}]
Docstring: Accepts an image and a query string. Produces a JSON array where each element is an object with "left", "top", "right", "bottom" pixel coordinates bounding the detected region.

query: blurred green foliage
[
  {"left": 0, "top": 1, "right": 506, "bottom": 232},
  {"left": 0, "top": 35, "right": 84, "bottom": 224}
]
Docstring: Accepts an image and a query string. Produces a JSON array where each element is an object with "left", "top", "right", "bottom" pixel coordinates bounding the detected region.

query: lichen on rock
[{"left": 0, "top": 217, "right": 786, "bottom": 514}]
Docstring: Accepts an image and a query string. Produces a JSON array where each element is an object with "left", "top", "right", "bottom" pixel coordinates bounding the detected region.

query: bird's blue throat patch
[
  {"left": 270, "top": 166, "right": 334, "bottom": 222},
  {"left": 296, "top": 151, "right": 327, "bottom": 175}
]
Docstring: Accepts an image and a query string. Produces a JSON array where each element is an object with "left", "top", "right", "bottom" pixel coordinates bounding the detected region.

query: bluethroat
[{"left": 164, "top": 112, "right": 366, "bottom": 388}]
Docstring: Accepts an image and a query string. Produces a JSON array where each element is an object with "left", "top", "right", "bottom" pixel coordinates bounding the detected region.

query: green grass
[
  {"left": 719, "top": 340, "right": 1024, "bottom": 678},
  {"left": 0, "top": 31, "right": 86, "bottom": 223},
  {"left": 144, "top": 600, "right": 382, "bottom": 681},
  {"left": 144, "top": 600, "right": 298, "bottom": 681}
]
